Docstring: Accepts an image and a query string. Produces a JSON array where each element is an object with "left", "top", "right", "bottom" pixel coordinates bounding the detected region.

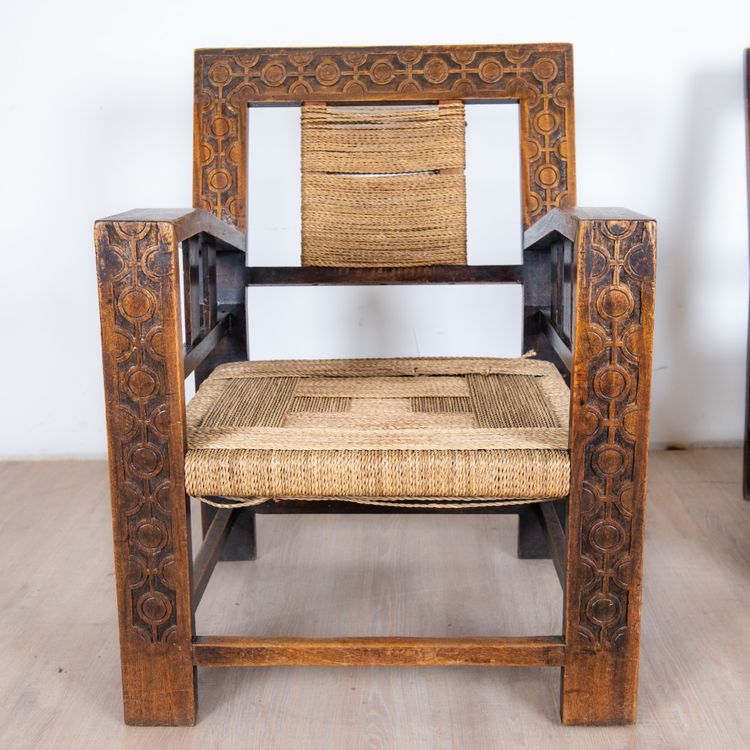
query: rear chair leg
[
  {"left": 517, "top": 506, "right": 550, "bottom": 559},
  {"left": 202, "top": 506, "right": 257, "bottom": 561}
]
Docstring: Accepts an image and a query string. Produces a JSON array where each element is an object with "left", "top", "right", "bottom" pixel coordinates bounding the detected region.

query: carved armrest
[
  {"left": 94, "top": 208, "right": 247, "bottom": 398},
  {"left": 95, "top": 208, "right": 246, "bottom": 253},
  {"left": 523, "top": 207, "right": 656, "bottom": 446}
]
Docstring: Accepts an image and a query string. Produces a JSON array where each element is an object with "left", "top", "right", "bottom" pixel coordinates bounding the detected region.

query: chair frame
[{"left": 94, "top": 44, "right": 656, "bottom": 726}]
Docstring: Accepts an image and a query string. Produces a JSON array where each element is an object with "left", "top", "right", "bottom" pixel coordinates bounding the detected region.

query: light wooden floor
[{"left": 1, "top": 449, "right": 749, "bottom": 749}]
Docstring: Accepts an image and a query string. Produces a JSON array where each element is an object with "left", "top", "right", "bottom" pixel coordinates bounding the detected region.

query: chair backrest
[
  {"left": 193, "top": 44, "right": 576, "bottom": 269},
  {"left": 301, "top": 101, "right": 466, "bottom": 267}
]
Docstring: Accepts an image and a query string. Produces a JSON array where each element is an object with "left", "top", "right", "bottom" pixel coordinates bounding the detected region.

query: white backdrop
[{"left": 1, "top": 0, "right": 748, "bottom": 457}]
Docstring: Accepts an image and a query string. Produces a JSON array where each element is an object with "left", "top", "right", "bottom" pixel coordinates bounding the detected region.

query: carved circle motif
[
  {"left": 579, "top": 406, "right": 602, "bottom": 438},
  {"left": 136, "top": 591, "right": 173, "bottom": 626},
  {"left": 211, "top": 117, "right": 231, "bottom": 137},
  {"left": 315, "top": 59, "right": 341, "bottom": 86},
  {"left": 478, "top": 58, "right": 503, "bottom": 83},
  {"left": 369, "top": 59, "right": 395, "bottom": 85},
  {"left": 613, "top": 556, "right": 633, "bottom": 589},
  {"left": 589, "top": 519, "right": 626, "bottom": 553},
  {"left": 592, "top": 444, "right": 627, "bottom": 477},
  {"left": 118, "top": 288, "right": 155, "bottom": 321},
  {"left": 343, "top": 52, "right": 369, "bottom": 67},
  {"left": 145, "top": 327, "right": 165, "bottom": 360},
  {"left": 596, "top": 286, "right": 634, "bottom": 320},
  {"left": 581, "top": 482, "right": 599, "bottom": 513},
  {"left": 601, "top": 220, "right": 637, "bottom": 240},
  {"left": 113, "top": 329, "right": 134, "bottom": 361},
  {"left": 128, "top": 443, "right": 163, "bottom": 478},
  {"left": 624, "top": 243, "right": 651, "bottom": 279},
  {"left": 153, "top": 480, "right": 173, "bottom": 515},
  {"left": 207, "top": 168, "right": 232, "bottom": 192},
  {"left": 534, "top": 111, "right": 558, "bottom": 134},
  {"left": 207, "top": 62, "right": 233, "bottom": 86},
  {"left": 127, "top": 555, "right": 149, "bottom": 589},
  {"left": 158, "top": 556, "right": 178, "bottom": 589},
  {"left": 586, "top": 593, "right": 621, "bottom": 626},
  {"left": 149, "top": 404, "right": 170, "bottom": 440},
  {"left": 126, "top": 367, "right": 158, "bottom": 398},
  {"left": 133, "top": 517, "right": 169, "bottom": 553},
  {"left": 423, "top": 57, "right": 450, "bottom": 84},
  {"left": 122, "top": 482, "right": 144, "bottom": 515},
  {"left": 261, "top": 62, "right": 287, "bottom": 86},
  {"left": 532, "top": 57, "right": 558, "bottom": 81},
  {"left": 593, "top": 365, "right": 630, "bottom": 401},
  {"left": 621, "top": 405, "right": 639, "bottom": 441},
  {"left": 535, "top": 164, "right": 560, "bottom": 188}
]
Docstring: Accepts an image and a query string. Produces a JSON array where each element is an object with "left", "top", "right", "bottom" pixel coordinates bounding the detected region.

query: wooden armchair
[{"left": 94, "top": 44, "right": 656, "bottom": 727}]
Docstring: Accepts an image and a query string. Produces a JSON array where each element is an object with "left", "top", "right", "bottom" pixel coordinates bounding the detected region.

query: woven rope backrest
[{"left": 301, "top": 102, "right": 467, "bottom": 267}]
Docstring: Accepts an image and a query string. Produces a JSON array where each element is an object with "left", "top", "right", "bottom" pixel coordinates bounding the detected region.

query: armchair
[{"left": 95, "top": 44, "right": 656, "bottom": 726}]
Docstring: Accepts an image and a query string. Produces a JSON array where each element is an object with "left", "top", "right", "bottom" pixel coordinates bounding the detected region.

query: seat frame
[{"left": 94, "top": 44, "right": 656, "bottom": 727}]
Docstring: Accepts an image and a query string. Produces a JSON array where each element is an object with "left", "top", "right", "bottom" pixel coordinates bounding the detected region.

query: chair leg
[
  {"left": 202, "top": 506, "right": 258, "bottom": 561},
  {"left": 96, "top": 219, "right": 197, "bottom": 725},
  {"left": 559, "top": 472, "right": 645, "bottom": 725},
  {"left": 560, "top": 216, "right": 654, "bottom": 725},
  {"left": 517, "top": 506, "right": 550, "bottom": 559},
  {"left": 110, "top": 490, "right": 197, "bottom": 725}
]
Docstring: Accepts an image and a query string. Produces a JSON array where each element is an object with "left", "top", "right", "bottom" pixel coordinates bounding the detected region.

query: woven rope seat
[{"left": 185, "top": 357, "right": 571, "bottom": 508}]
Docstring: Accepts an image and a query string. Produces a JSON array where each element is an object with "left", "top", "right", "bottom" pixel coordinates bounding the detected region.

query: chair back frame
[{"left": 193, "top": 44, "right": 576, "bottom": 237}]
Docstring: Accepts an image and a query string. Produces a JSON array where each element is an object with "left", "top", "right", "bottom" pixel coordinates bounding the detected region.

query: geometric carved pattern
[
  {"left": 194, "top": 45, "right": 576, "bottom": 233},
  {"left": 567, "top": 219, "right": 656, "bottom": 650},
  {"left": 95, "top": 220, "right": 191, "bottom": 645}
]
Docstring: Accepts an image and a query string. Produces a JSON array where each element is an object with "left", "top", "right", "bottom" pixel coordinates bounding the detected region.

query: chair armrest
[
  {"left": 95, "top": 208, "right": 246, "bottom": 252},
  {"left": 522, "top": 207, "right": 653, "bottom": 251}
]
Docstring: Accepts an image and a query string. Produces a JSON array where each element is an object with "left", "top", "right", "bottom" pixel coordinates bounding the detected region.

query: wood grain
[
  {"left": 193, "top": 636, "right": 565, "bottom": 667},
  {"left": 95, "top": 219, "right": 197, "bottom": 725}
]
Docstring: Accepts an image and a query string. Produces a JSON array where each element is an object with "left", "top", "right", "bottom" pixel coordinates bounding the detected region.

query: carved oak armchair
[{"left": 94, "top": 44, "right": 656, "bottom": 727}]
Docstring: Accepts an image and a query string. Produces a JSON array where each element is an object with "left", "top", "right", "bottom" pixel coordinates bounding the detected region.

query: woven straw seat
[{"left": 185, "top": 356, "right": 570, "bottom": 507}]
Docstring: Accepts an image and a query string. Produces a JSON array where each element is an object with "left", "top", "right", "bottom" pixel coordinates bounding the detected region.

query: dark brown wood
[
  {"left": 101, "top": 208, "right": 246, "bottom": 252},
  {"left": 192, "top": 508, "right": 239, "bottom": 608},
  {"left": 522, "top": 207, "right": 651, "bottom": 251},
  {"left": 95, "top": 218, "right": 197, "bottom": 726},
  {"left": 538, "top": 502, "right": 567, "bottom": 588},
  {"left": 192, "top": 636, "right": 566, "bottom": 668},
  {"left": 194, "top": 45, "right": 576, "bottom": 233},
  {"left": 183, "top": 312, "right": 230, "bottom": 377},
  {"left": 561, "top": 216, "right": 656, "bottom": 725},
  {"left": 540, "top": 310, "right": 573, "bottom": 371},
  {"left": 517, "top": 505, "right": 550, "bottom": 559},
  {"left": 212, "top": 498, "right": 530, "bottom": 515},
  {"left": 246, "top": 264, "right": 523, "bottom": 286}
]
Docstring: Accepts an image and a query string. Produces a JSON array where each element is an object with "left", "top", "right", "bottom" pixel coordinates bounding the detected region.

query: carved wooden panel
[
  {"left": 194, "top": 45, "right": 576, "bottom": 235},
  {"left": 95, "top": 220, "right": 194, "bottom": 647},
  {"left": 566, "top": 219, "right": 656, "bottom": 651}
]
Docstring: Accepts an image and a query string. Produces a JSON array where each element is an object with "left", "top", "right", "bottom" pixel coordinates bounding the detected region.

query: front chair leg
[
  {"left": 96, "top": 219, "right": 197, "bottom": 725},
  {"left": 560, "top": 217, "right": 656, "bottom": 725}
]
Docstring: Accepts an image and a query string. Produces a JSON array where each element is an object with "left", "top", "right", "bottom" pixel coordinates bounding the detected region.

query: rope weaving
[
  {"left": 301, "top": 102, "right": 467, "bottom": 267},
  {"left": 185, "top": 357, "right": 571, "bottom": 505}
]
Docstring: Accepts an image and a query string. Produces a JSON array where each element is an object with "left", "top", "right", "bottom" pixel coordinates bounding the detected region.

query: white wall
[{"left": 1, "top": 0, "right": 748, "bottom": 457}]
